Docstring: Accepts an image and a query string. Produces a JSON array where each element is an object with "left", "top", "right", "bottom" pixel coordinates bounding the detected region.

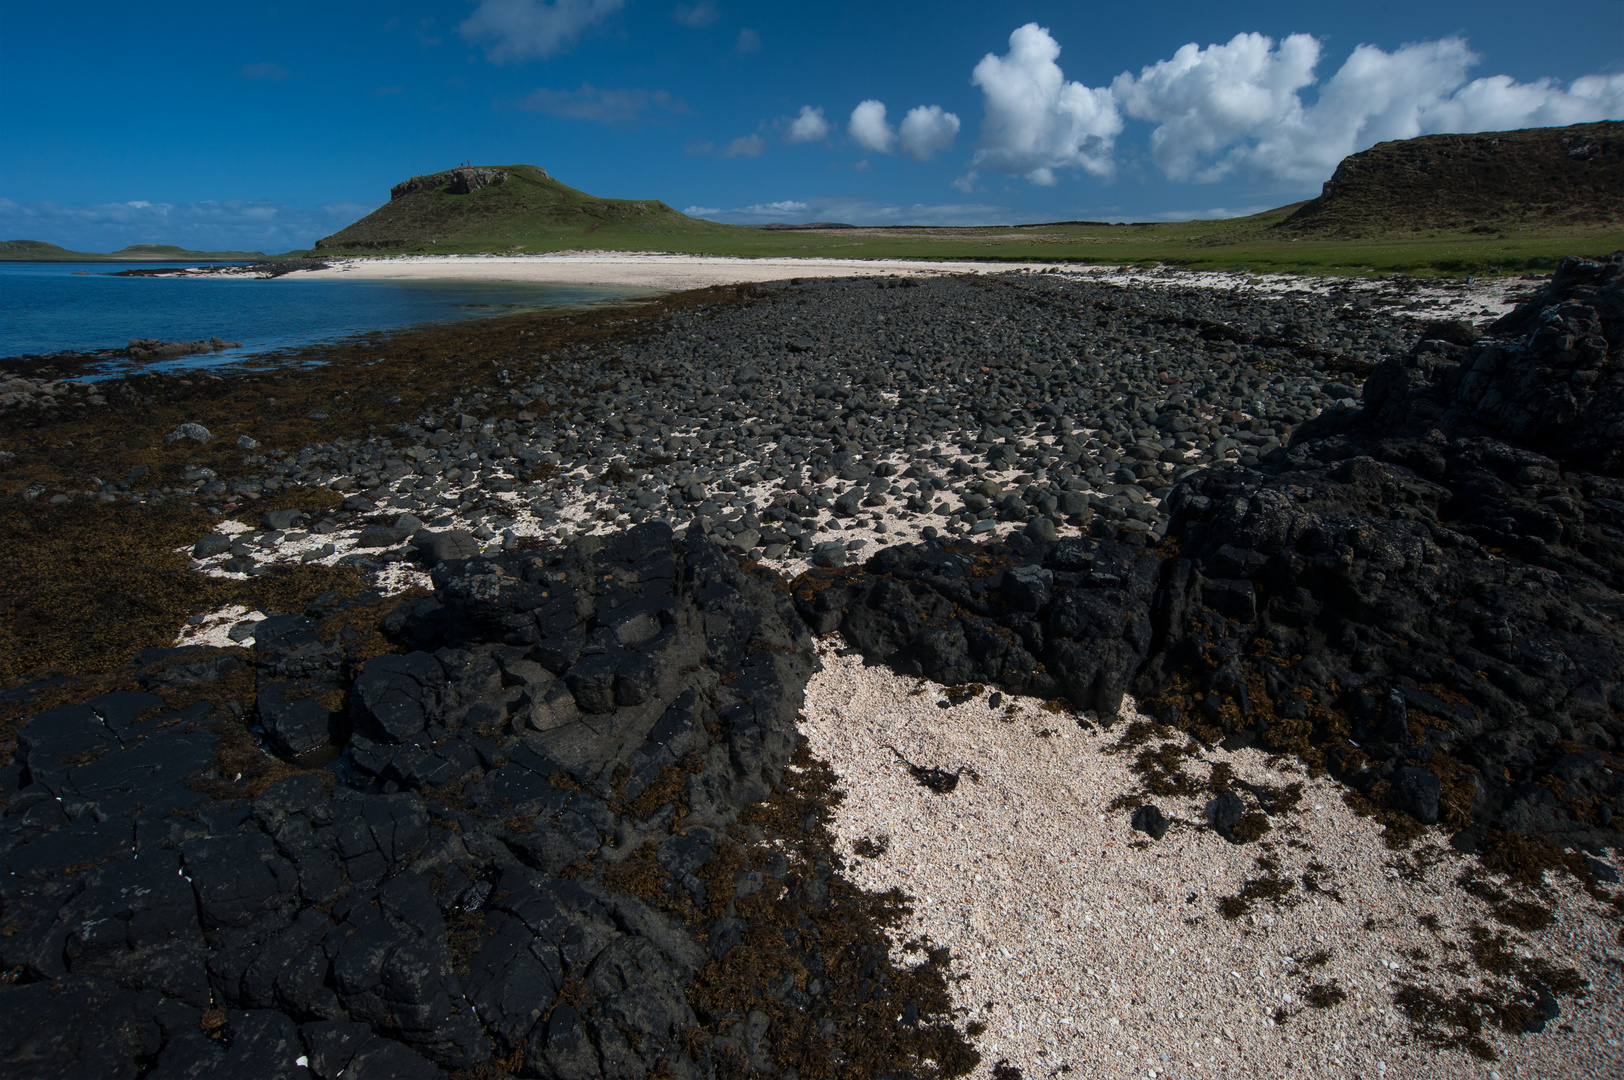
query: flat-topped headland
[{"left": 1, "top": 257, "right": 1620, "bottom": 1078}]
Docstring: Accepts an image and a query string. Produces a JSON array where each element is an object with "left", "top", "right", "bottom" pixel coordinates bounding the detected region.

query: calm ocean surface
[{"left": 0, "top": 262, "right": 655, "bottom": 373}]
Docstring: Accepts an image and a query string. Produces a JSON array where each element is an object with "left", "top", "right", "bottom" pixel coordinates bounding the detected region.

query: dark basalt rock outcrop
[
  {"left": 0, "top": 524, "right": 976, "bottom": 1078},
  {"left": 795, "top": 528, "right": 1160, "bottom": 718},
  {"left": 390, "top": 167, "right": 514, "bottom": 201},
  {"left": 1141, "top": 252, "right": 1624, "bottom": 852},
  {"left": 805, "top": 254, "right": 1624, "bottom": 856},
  {"left": 1357, "top": 251, "right": 1623, "bottom": 471}
]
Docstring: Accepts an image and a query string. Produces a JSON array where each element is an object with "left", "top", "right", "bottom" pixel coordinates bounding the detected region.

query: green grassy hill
[
  {"left": 1280, "top": 120, "right": 1623, "bottom": 237},
  {"left": 312, "top": 140, "right": 1622, "bottom": 277},
  {"left": 20, "top": 122, "right": 1620, "bottom": 277},
  {"left": 312, "top": 164, "right": 741, "bottom": 254},
  {"left": 0, "top": 241, "right": 268, "bottom": 261}
]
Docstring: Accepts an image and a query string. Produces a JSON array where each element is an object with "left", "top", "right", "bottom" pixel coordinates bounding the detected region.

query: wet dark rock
[
  {"left": 258, "top": 682, "right": 345, "bottom": 757},
  {"left": 798, "top": 527, "right": 1157, "bottom": 713},
  {"left": 1, "top": 523, "right": 896, "bottom": 1080},
  {"left": 1130, "top": 803, "right": 1169, "bottom": 840},
  {"left": 351, "top": 653, "right": 447, "bottom": 743},
  {"left": 192, "top": 534, "right": 232, "bottom": 559}
]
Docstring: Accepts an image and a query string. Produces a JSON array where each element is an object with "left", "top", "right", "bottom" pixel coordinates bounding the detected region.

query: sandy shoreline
[
  {"left": 276, "top": 251, "right": 1522, "bottom": 317},
  {"left": 802, "top": 647, "right": 1624, "bottom": 1079},
  {"left": 285, "top": 251, "right": 1055, "bottom": 290}
]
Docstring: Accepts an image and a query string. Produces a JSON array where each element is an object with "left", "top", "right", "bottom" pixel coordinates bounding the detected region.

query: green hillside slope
[
  {"left": 312, "top": 164, "right": 743, "bottom": 254},
  {"left": 309, "top": 146, "right": 1621, "bottom": 277},
  {"left": 1279, "top": 120, "right": 1623, "bottom": 237}
]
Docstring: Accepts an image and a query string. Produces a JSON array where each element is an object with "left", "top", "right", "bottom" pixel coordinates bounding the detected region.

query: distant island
[{"left": 0, "top": 241, "right": 271, "bottom": 262}]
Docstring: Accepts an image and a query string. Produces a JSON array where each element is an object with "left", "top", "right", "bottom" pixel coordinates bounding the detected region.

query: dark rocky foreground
[
  {"left": 805, "top": 252, "right": 1624, "bottom": 865},
  {"left": 1, "top": 525, "right": 973, "bottom": 1079},
  {"left": 3, "top": 256, "right": 1623, "bottom": 1076}
]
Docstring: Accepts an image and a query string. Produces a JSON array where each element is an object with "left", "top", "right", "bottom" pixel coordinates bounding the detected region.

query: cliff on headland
[{"left": 1281, "top": 120, "right": 1624, "bottom": 237}]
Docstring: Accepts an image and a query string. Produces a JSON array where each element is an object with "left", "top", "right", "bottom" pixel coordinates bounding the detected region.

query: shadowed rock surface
[
  {"left": 801, "top": 253, "right": 1624, "bottom": 859},
  {"left": 0, "top": 524, "right": 976, "bottom": 1079}
]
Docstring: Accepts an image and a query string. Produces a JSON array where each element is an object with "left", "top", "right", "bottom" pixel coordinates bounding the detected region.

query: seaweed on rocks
[
  {"left": 0, "top": 522, "right": 977, "bottom": 1078},
  {"left": 796, "top": 252, "right": 1624, "bottom": 868},
  {"left": 1141, "top": 252, "right": 1624, "bottom": 860}
]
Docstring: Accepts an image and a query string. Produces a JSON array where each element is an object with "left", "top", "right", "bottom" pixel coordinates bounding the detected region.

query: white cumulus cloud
[
  {"left": 697, "top": 195, "right": 1008, "bottom": 226},
  {"left": 785, "top": 105, "right": 830, "bottom": 145},
  {"left": 1111, "top": 32, "right": 1320, "bottom": 181},
  {"left": 741, "top": 200, "right": 808, "bottom": 215},
  {"left": 682, "top": 205, "right": 722, "bottom": 216},
  {"left": 458, "top": 0, "right": 624, "bottom": 63},
  {"left": 898, "top": 105, "right": 961, "bottom": 161},
  {"left": 1114, "top": 33, "right": 1624, "bottom": 186},
  {"left": 848, "top": 100, "right": 895, "bottom": 153},
  {"left": 970, "top": 23, "right": 1122, "bottom": 183}
]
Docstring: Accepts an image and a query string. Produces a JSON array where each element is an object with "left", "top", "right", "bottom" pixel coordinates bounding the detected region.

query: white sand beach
[
  {"left": 281, "top": 252, "right": 1530, "bottom": 325},
  {"left": 285, "top": 252, "right": 1053, "bottom": 290}
]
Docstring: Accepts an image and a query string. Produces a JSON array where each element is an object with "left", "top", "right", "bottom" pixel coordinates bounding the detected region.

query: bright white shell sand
[
  {"left": 800, "top": 641, "right": 1624, "bottom": 1080},
  {"left": 277, "top": 251, "right": 1530, "bottom": 327}
]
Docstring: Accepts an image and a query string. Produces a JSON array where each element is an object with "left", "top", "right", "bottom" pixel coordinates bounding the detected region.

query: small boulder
[
  {"left": 262, "top": 508, "right": 304, "bottom": 531},
  {"left": 192, "top": 534, "right": 232, "bottom": 559},
  {"left": 812, "top": 541, "right": 847, "bottom": 568},
  {"left": 1130, "top": 804, "right": 1169, "bottom": 840},
  {"left": 164, "top": 422, "right": 211, "bottom": 445},
  {"left": 413, "top": 529, "right": 481, "bottom": 567},
  {"left": 1389, "top": 765, "right": 1442, "bottom": 825},
  {"left": 355, "top": 525, "right": 408, "bottom": 548}
]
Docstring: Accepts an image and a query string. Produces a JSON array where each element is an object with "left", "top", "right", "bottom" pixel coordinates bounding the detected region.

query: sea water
[{"left": 0, "top": 261, "right": 654, "bottom": 372}]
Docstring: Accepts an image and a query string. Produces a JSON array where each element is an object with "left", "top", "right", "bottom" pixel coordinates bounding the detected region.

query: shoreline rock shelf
[
  {"left": 1, "top": 525, "right": 976, "bottom": 1078},
  {"left": 1, "top": 257, "right": 1621, "bottom": 1077}
]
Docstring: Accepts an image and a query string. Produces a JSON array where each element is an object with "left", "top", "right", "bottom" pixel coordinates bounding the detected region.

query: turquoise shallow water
[{"left": 0, "top": 261, "right": 653, "bottom": 372}]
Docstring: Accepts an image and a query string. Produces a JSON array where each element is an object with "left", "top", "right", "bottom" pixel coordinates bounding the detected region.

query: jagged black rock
[
  {"left": 0, "top": 524, "right": 976, "bottom": 1079},
  {"left": 796, "top": 254, "right": 1624, "bottom": 859}
]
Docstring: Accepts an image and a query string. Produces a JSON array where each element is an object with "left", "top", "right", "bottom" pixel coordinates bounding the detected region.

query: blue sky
[{"left": 2, "top": 0, "right": 1620, "bottom": 252}]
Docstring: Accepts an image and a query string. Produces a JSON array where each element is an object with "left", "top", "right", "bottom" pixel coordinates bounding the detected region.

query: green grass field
[{"left": 307, "top": 167, "right": 1622, "bottom": 279}]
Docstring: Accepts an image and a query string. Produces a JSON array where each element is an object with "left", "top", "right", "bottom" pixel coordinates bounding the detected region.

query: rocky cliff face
[
  {"left": 1281, "top": 121, "right": 1624, "bottom": 235},
  {"left": 389, "top": 167, "right": 519, "bottom": 202}
]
